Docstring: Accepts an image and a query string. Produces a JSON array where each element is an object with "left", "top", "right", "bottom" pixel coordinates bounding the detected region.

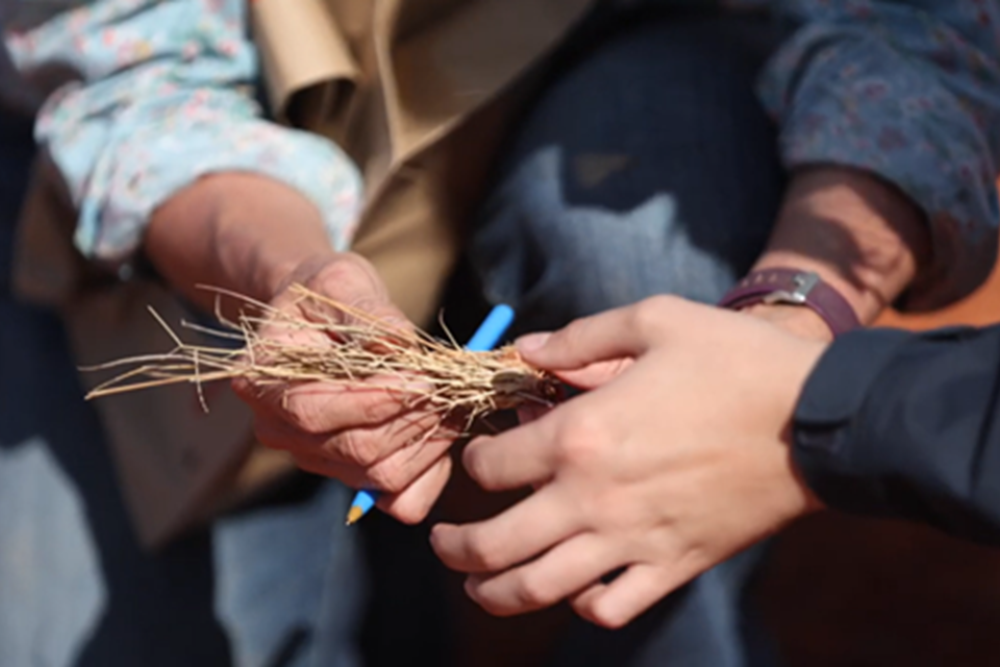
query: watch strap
[{"left": 719, "top": 268, "right": 861, "bottom": 336}]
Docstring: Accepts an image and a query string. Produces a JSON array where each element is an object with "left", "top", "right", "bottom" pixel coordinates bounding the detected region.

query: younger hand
[{"left": 431, "top": 296, "right": 826, "bottom": 627}]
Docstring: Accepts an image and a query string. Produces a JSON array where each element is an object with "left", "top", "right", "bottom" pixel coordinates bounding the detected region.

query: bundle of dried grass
[{"left": 85, "top": 285, "right": 560, "bottom": 430}]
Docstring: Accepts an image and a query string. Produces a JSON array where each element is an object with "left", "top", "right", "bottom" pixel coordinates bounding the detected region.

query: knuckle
[
  {"left": 312, "top": 256, "right": 387, "bottom": 305},
  {"left": 283, "top": 395, "right": 330, "bottom": 435},
  {"left": 476, "top": 598, "right": 507, "bottom": 617},
  {"left": 469, "top": 585, "right": 504, "bottom": 615},
  {"left": 230, "top": 377, "right": 254, "bottom": 402},
  {"left": 309, "top": 256, "right": 362, "bottom": 289},
  {"left": 559, "top": 317, "right": 591, "bottom": 350},
  {"left": 235, "top": 378, "right": 277, "bottom": 410},
  {"left": 391, "top": 500, "right": 429, "bottom": 525},
  {"left": 366, "top": 459, "right": 410, "bottom": 494},
  {"left": 513, "top": 573, "right": 557, "bottom": 610},
  {"left": 591, "top": 603, "right": 628, "bottom": 629},
  {"left": 573, "top": 595, "right": 626, "bottom": 629},
  {"left": 462, "top": 441, "right": 493, "bottom": 488},
  {"left": 630, "top": 296, "right": 672, "bottom": 337},
  {"left": 554, "top": 418, "right": 609, "bottom": 467},
  {"left": 358, "top": 393, "right": 399, "bottom": 425},
  {"left": 335, "top": 430, "right": 382, "bottom": 468},
  {"left": 477, "top": 591, "right": 517, "bottom": 617},
  {"left": 465, "top": 531, "right": 504, "bottom": 572}
]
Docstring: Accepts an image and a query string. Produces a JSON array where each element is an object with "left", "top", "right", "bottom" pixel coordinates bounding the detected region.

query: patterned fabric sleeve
[
  {"left": 6, "top": 0, "right": 362, "bottom": 265},
  {"left": 759, "top": 0, "right": 1000, "bottom": 309}
]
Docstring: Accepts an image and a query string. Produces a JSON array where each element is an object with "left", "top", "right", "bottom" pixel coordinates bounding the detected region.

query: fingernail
[
  {"left": 516, "top": 332, "right": 551, "bottom": 353},
  {"left": 428, "top": 523, "right": 450, "bottom": 550},
  {"left": 464, "top": 575, "right": 481, "bottom": 601}
]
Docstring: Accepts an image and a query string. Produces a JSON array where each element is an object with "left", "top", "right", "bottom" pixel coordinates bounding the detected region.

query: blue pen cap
[{"left": 465, "top": 304, "right": 515, "bottom": 352}]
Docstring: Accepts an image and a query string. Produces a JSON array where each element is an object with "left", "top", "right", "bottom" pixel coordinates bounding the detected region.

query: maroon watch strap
[{"left": 719, "top": 269, "right": 861, "bottom": 336}]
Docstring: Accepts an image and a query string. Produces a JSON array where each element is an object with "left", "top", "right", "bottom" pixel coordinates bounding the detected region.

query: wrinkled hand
[
  {"left": 232, "top": 252, "right": 454, "bottom": 523},
  {"left": 431, "top": 296, "right": 826, "bottom": 627}
]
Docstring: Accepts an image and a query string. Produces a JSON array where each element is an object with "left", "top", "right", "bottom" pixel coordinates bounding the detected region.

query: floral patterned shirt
[
  {"left": 6, "top": 0, "right": 1000, "bottom": 307},
  {"left": 5, "top": 0, "right": 362, "bottom": 261}
]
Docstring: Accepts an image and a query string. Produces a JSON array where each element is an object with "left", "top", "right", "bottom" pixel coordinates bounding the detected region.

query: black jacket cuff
[
  {"left": 792, "top": 328, "right": 914, "bottom": 516},
  {"left": 792, "top": 324, "right": 1000, "bottom": 545}
]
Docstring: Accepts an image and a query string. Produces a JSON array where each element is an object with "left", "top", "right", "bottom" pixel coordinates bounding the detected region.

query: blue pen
[{"left": 345, "top": 304, "right": 516, "bottom": 525}]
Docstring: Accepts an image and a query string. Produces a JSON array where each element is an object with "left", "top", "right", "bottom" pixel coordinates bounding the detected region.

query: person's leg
[
  {"left": 214, "top": 480, "right": 366, "bottom": 667},
  {"left": 0, "top": 112, "right": 365, "bottom": 667},
  {"left": 0, "top": 400, "right": 363, "bottom": 667},
  {"left": 472, "top": 9, "right": 784, "bottom": 330},
  {"left": 469, "top": 11, "right": 786, "bottom": 667}
]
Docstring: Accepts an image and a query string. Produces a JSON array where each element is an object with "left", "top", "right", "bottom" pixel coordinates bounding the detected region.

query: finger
[
  {"left": 291, "top": 445, "right": 455, "bottom": 518},
  {"left": 430, "top": 487, "right": 581, "bottom": 573},
  {"left": 515, "top": 298, "right": 671, "bottom": 371},
  {"left": 462, "top": 420, "right": 557, "bottom": 492},
  {"left": 251, "top": 407, "right": 426, "bottom": 455},
  {"left": 380, "top": 455, "right": 453, "bottom": 524},
  {"left": 253, "top": 416, "right": 318, "bottom": 452},
  {"left": 236, "top": 377, "right": 421, "bottom": 436},
  {"left": 253, "top": 314, "right": 332, "bottom": 351},
  {"left": 360, "top": 426, "right": 457, "bottom": 493},
  {"left": 554, "top": 357, "right": 634, "bottom": 390},
  {"left": 570, "top": 563, "right": 690, "bottom": 629},
  {"left": 268, "top": 252, "right": 402, "bottom": 323},
  {"left": 304, "top": 253, "right": 408, "bottom": 327},
  {"left": 463, "top": 533, "right": 621, "bottom": 617},
  {"left": 289, "top": 452, "right": 361, "bottom": 485},
  {"left": 261, "top": 254, "right": 414, "bottom": 353},
  {"left": 252, "top": 407, "right": 446, "bottom": 474}
]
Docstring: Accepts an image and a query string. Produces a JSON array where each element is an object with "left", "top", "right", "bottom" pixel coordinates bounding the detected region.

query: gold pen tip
[{"left": 345, "top": 506, "right": 364, "bottom": 526}]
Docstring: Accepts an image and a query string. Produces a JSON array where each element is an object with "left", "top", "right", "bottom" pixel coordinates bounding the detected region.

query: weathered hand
[
  {"left": 431, "top": 296, "right": 826, "bottom": 626},
  {"left": 232, "top": 252, "right": 455, "bottom": 523}
]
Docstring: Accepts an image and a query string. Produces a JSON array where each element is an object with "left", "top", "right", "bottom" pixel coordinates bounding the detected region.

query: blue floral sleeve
[
  {"left": 760, "top": 0, "right": 1000, "bottom": 309},
  {"left": 6, "top": 0, "right": 362, "bottom": 265}
]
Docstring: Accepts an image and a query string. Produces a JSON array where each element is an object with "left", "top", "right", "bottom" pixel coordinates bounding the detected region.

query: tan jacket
[{"left": 12, "top": 0, "right": 594, "bottom": 549}]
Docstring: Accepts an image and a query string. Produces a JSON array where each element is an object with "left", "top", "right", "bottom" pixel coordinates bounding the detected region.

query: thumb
[
  {"left": 554, "top": 357, "right": 634, "bottom": 390},
  {"left": 515, "top": 303, "right": 656, "bottom": 371}
]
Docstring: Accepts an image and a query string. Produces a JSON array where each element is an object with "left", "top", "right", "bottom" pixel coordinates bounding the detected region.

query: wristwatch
[{"left": 718, "top": 268, "right": 861, "bottom": 336}]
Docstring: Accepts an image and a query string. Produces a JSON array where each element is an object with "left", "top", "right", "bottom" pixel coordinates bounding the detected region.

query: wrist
[
  {"left": 206, "top": 174, "right": 338, "bottom": 301},
  {"left": 148, "top": 173, "right": 339, "bottom": 312},
  {"left": 741, "top": 303, "right": 834, "bottom": 342},
  {"left": 720, "top": 268, "right": 860, "bottom": 338},
  {"left": 751, "top": 252, "right": 874, "bottom": 323},
  {"left": 758, "top": 166, "right": 929, "bottom": 323},
  {"left": 771, "top": 337, "right": 830, "bottom": 518}
]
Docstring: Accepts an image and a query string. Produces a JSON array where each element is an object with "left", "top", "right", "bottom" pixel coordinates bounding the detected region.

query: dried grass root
[{"left": 84, "top": 285, "right": 561, "bottom": 430}]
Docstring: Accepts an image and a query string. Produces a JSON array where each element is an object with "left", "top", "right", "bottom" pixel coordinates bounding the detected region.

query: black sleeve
[{"left": 792, "top": 324, "right": 1000, "bottom": 546}]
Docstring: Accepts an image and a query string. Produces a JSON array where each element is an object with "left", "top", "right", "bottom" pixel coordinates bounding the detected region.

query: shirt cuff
[
  {"left": 50, "top": 88, "right": 362, "bottom": 265},
  {"left": 759, "top": 25, "right": 1000, "bottom": 310}
]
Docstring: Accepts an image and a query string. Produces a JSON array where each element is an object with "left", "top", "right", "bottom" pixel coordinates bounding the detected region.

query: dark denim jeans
[{"left": 469, "top": 11, "right": 786, "bottom": 667}]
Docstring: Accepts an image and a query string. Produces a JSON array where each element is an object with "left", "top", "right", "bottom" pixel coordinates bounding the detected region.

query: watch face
[{"left": 790, "top": 271, "right": 821, "bottom": 296}]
